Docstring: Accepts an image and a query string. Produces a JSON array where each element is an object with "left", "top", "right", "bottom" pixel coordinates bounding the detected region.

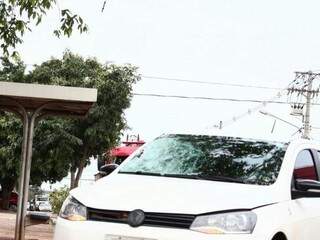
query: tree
[
  {"left": 0, "top": 51, "right": 140, "bottom": 209},
  {"left": 29, "top": 51, "right": 140, "bottom": 188},
  {"left": 0, "top": 112, "right": 21, "bottom": 209},
  {"left": 0, "top": 111, "right": 73, "bottom": 209},
  {"left": 0, "top": 0, "right": 87, "bottom": 57},
  {"left": 0, "top": 57, "right": 70, "bottom": 209},
  {"left": 0, "top": 58, "right": 26, "bottom": 209},
  {"left": 49, "top": 186, "right": 69, "bottom": 214}
]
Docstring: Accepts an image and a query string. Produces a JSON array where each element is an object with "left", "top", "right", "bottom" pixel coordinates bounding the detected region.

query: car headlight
[
  {"left": 190, "top": 211, "right": 257, "bottom": 234},
  {"left": 60, "top": 196, "right": 87, "bottom": 221}
]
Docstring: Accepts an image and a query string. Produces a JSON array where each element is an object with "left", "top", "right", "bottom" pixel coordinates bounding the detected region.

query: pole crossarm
[
  {"left": 287, "top": 71, "right": 320, "bottom": 139},
  {"left": 0, "top": 81, "right": 97, "bottom": 240}
]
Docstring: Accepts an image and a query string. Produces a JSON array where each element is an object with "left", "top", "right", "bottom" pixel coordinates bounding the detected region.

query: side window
[{"left": 294, "top": 150, "right": 318, "bottom": 180}]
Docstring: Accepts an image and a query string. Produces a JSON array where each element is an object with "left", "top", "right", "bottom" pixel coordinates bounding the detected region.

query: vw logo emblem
[{"left": 127, "top": 209, "right": 145, "bottom": 227}]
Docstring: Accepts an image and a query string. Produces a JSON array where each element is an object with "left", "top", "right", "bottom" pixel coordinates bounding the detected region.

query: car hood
[{"left": 71, "top": 174, "right": 279, "bottom": 215}]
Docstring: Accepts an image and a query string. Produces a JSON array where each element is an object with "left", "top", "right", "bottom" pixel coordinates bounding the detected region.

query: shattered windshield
[{"left": 119, "top": 134, "right": 288, "bottom": 185}]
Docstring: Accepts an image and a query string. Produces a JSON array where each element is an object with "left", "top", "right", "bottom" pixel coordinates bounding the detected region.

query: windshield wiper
[
  {"left": 194, "top": 174, "right": 246, "bottom": 184},
  {"left": 118, "top": 171, "right": 162, "bottom": 177},
  {"left": 119, "top": 171, "right": 197, "bottom": 178},
  {"left": 161, "top": 173, "right": 246, "bottom": 183},
  {"left": 118, "top": 171, "right": 246, "bottom": 183}
]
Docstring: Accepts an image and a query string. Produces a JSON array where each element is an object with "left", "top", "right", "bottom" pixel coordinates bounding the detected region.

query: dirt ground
[{"left": 0, "top": 211, "right": 54, "bottom": 240}]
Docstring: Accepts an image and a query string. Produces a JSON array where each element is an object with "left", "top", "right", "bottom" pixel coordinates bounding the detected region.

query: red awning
[{"left": 110, "top": 146, "right": 139, "bottom": 157}]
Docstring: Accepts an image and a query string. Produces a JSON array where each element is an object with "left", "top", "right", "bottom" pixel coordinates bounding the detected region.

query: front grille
[
  {"left": 87, "top": 209, "right": 129, "bottom": 224},
  {"left": 87, "top": 208, "right": 196, "bottom": 229},
  {"left": 143, "top": 212, "right": 196, "bottom": 228}
]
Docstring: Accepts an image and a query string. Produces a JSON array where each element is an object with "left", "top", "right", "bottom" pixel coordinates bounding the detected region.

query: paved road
[{"left": 0, "top": 211, "right": 53, "bottom": 240}]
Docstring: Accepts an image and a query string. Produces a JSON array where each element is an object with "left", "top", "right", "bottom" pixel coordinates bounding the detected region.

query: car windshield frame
[{"left": 118, "top": 134, "right": 288, "bottom": 186}]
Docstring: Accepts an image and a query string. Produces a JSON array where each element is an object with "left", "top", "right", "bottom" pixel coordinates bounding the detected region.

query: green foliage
[
  {"left": 0, "top": 1, "right": 88, "bottom": 57},
  {"left": 0, "top": 57, "right": 26, "bottom": 82},
  {"left": 0, "top": 58, "right": 26, "bottom": 209},
  {"left": 29, "top": 51, "right": 141, "bottom": 188},
  {"left": 54, "top": 10, "right": 87, "bottom": 38},
  {"left": 0, "top": 114, "right": 21, "bottom": 183},
  {"left": 0, "top": 51, "right": 140, "bottom": 208},
  {"left": 49, "top": 186, "right": 69, "bottom": 214}
]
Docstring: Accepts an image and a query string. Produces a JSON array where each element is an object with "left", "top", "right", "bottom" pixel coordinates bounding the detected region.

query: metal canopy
[
  {"left": 0, "top": 81, "right": 97, "bottom": 116},
  {"left": 0, "top": 81, "right": 97, "bottom": 240}
]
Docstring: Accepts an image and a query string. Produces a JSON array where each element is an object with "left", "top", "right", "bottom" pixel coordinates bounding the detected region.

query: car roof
[
  {"left": 288, "top": 138, "right": 320, "bottom": 149},
  {"left": 160, "top": 131, "right": 290, "bottom": 144},
  {"left": 160, "top": 131, "right": 320, "bottom": 147}
]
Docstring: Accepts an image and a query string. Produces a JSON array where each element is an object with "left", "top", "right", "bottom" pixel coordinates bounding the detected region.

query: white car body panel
[
  {"left": 72, "top": 174, "right": 279, "bottom": 214},
  {"left": 54, "top": 137, "right": 320, "bottom": 240}
]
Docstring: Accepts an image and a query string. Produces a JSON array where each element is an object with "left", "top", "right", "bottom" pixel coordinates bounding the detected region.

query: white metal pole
[
  {"left": 14, "top": 114, "right": 29, "bottom": 240},
  {"left": 302, "top": 76, "right": 313, "bottom": 139}
]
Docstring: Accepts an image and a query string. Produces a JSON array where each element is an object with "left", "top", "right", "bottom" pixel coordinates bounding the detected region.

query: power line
[
  {"left": 141, "top": 75, "right": 283, "bottom": 90},
  {"left": 209, "top": 78, "right": 298, "bottom": 129},
  {"left": 21, "top": 63, "right": 283, "bottom": 91},
  {"left": 21, "top": 65, "right": 283, "bottom": 91},
  {"left": 132, "top": 92, "right": 320, "bottom": 105}
]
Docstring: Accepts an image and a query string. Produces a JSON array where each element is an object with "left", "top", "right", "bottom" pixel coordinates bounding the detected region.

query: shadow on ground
[{"left": 0, "top": 211, "right": 54, "bottom": 240}]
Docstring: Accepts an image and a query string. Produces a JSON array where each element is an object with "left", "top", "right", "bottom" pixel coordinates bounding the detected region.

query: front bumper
[
  {"left": 39, "top": 206, "right": 52, "bottom": 212},
  {"left": 54, "top": 217, "right": 265, "bottom": 240}
]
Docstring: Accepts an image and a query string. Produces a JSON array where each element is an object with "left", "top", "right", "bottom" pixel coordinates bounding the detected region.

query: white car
[
  {"left": 38, "top": 201, "right": 52, "bottom": 212},
  {"left": 32, "top": 195, "right": 51, "bottom": 212},
  {"left": 54, "top": 134, "right": 320, "bottom": 240}
]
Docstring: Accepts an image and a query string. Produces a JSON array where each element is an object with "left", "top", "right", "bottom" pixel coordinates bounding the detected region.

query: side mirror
[
  {"left": 99, "top": 163, "right": 119, "bottom": 177},
  {"left": 295, "top": 179, "right": 320, "bottom": 191}
]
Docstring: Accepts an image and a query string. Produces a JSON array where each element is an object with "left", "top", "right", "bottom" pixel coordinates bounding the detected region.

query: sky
[{"left": 16, "top": 0, "right": 320, "bottom": 142}]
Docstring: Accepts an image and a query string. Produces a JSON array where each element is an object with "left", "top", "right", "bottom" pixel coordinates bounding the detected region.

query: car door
[{"left": 289, "top": 149, "right": 320, "bottom": 240}]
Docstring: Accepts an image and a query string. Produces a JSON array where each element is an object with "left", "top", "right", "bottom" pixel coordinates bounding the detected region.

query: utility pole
[
  {"left": 287, "top": 71, "right": 320, "bottom": 139},
  {"left": 303, "top": 78, "right": 313, "bottom": 138}
]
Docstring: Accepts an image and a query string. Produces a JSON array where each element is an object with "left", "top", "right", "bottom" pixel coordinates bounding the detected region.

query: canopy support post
[
  {"left": 14, "top": 103, "right": 50, "bottom": 240},
  {"left": 14, "top": 112, "right": 29, "bottom": 240},
  {"left": 0, "top": 81, "right": 97, "bottom": 240}
]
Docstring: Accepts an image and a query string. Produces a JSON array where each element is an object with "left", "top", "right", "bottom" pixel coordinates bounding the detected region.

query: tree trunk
[
  {"left": 1, "top": 181, "right": 15, "bottom": 210},
  {"left": 70, "top": 148, "right": 89, "bottom": 190},
  {"left": 70, "top": 159, "right": 86, "bottom": 189},
  {"left": 70, "top": 169, "right": 76, "bottom": 189},
  {"left": 73, "top": 160, "right": 85, "bottom": 189}
]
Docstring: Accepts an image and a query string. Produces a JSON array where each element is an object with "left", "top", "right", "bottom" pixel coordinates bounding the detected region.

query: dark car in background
[{"left": 0, "top": 190, "right": 18, "bottom": 210}]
